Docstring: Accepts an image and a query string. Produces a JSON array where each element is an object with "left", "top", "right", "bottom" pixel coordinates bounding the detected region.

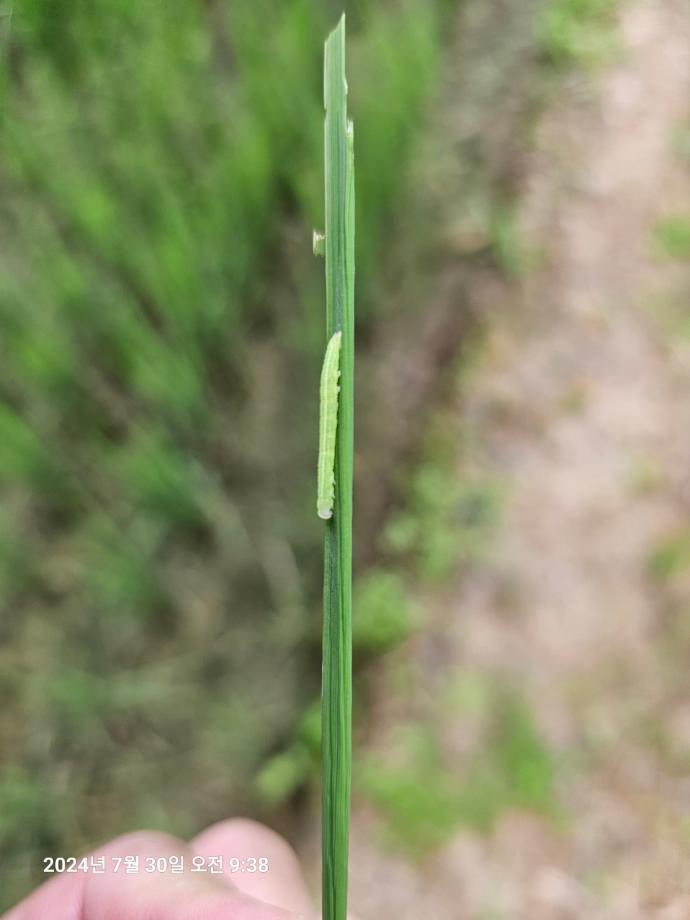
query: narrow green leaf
[{"left": 320, "top": 14, "right": 354, "bottom": 920}]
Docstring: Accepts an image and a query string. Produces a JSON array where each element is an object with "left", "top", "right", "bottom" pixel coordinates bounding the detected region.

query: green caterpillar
[{"left": 317, "top": 331, "right": 342, "bottom": 520}]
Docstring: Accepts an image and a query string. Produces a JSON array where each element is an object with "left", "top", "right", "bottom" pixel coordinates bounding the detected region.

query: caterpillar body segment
[{"left": 317, "top": 331, "right": 342, "bottom": 520}]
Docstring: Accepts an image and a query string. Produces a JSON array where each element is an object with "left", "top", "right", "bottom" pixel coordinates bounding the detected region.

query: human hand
[{"left": 2, "top": 818, "right": 351, "bottom": 920}]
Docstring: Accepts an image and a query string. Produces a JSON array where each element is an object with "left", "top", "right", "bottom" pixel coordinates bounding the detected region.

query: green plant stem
[{"left": 321, "top": 14, "right": 354, "bottom": 920}]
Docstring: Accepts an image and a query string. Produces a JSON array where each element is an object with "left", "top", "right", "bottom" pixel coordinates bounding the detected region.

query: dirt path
[{"left": 326, "top": 2, "right": 690, "bottom": 917}]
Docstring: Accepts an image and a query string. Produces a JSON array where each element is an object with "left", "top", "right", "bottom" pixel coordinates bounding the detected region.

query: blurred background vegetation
[
  {"left": 0, "top": 0, "right": 643, "bottom": 910},
  {"left": 0, "top": 0, "right": 471, "bottom": 906}
]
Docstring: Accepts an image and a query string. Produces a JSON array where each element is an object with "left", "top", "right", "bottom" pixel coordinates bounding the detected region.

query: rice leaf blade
[{"left": 321, "top": 14, "right": 354, "bottom": 920}]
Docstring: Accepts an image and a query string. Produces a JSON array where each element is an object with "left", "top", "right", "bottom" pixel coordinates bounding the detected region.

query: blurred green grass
[
  {"left": 0, "top": 0, "right": 600, "bottom": 905},
  {"left": 358, "top": 684, "right": 559, "bottom": 855},
  {"left": 538, "top": 0, "right": 620, "bottom": 67},
  {"left": 0, "top": 0, "right": 455, "bottom": 906}
]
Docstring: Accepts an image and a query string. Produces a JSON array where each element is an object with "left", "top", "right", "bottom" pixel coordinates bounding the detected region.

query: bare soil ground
[{"left": 306, "top": 2, "right": 690, "bottom": 917}]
